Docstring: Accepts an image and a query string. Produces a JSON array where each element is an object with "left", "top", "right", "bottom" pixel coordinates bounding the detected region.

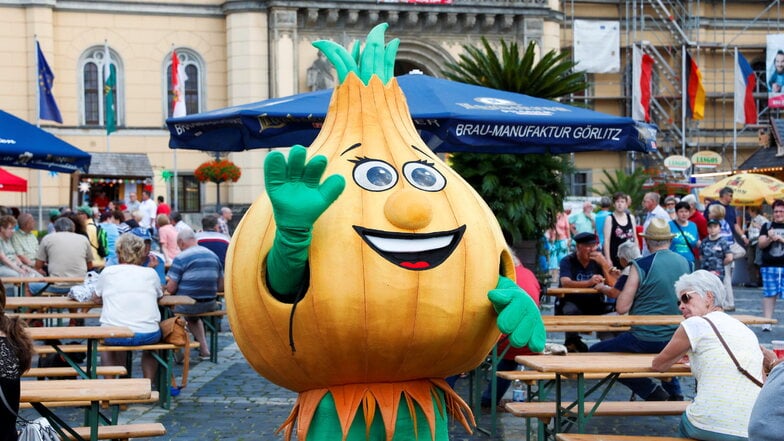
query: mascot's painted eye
[
  {"left": 352, "top": 158, "right": 398, "bottom": 191},
  {"left": 402, "top": 161, "right": 446, "bottom": 192}
]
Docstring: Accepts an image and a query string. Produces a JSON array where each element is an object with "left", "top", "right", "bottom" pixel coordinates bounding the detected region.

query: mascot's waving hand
[{"left": 226, "top": 23, "right": 545, "bottom": 441}]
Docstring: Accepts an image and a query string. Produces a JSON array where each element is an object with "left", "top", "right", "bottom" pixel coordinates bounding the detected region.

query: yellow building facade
[{"left": 0, "top": 0, "right": 779, "bottom": 221}]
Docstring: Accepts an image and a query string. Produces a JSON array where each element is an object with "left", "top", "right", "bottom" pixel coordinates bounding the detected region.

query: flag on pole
[
  {"left": 632, "top": 45, "right": 653, "bottom": 122},
  {"left": 735, "top": 51, "right": 757, "bottom": 125},
  {"left": 171, "top": 50, "right": 188, "bottom": 117},
  {"left": 685, "top": 52, "right": 706, "bottom": 120},
  {"left": 104, "top": 43, "right": 117, "bottom": 135},
  {"left": 36, "top": 41, "right": 63, "bottom": 123}
]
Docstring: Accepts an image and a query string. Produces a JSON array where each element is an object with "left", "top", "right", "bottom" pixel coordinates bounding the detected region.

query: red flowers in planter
[{"left": 194, "top": 159, "right": 242, "bottom": 184}]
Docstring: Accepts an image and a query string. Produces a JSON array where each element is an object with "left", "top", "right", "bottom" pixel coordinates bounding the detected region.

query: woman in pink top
[{"left": 156, "top": 214, "right": 180, "bottom": 264}]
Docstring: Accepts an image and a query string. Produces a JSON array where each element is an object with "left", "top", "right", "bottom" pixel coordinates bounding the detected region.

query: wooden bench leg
[
  {"left": 200, "top": 316, "right": 220, "bottom": 363},
  {"left": 147, "top": 349, "right": 172, "bottom": 409}
]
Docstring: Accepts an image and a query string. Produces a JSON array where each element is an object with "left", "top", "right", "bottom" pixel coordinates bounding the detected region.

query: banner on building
[
  {"left": 632, "top": 45, "right": 653, "bottom": 122},
  {"left": 767, "top": 34, "right": 784, "bottom": 108},
  {"left": 574, "top": 20, "right": 620, "bottom": 73}
]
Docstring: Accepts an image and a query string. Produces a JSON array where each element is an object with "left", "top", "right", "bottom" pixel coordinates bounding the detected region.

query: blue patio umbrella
[
  {"left": 167, "top": 73, "right": 656, "bottom": 154},
  {"left": 0, "top": 109, "right": 91, "bottom": 173}
]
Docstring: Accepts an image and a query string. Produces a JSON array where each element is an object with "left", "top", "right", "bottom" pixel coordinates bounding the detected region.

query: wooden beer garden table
[
  {"left": 515, "top": 353, "right": 690, "bottom": 436},
  {"left": 542, "top": 314, "right": 776, "bottom": 333},
  {"left": 26, "top": 325, "right": 134, "bottom": 379},
  {"left": 21, "top": 378, "right": 153, "bottom": 441}
]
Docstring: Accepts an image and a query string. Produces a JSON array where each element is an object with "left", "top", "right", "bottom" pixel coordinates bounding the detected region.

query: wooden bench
[
  {"left": 177, "top": 309, "right": 228, "bottom": 363},
  {"left": 556, "top": 435, "right": 695, "bottom": 441},
  {"left": 505, "top": 400, "right": 689, "bottom": 423},
  {"left": 63, "top": 422, "right": 166, "bottom": 440},
  {"left": 21, "top": 391, "right": 160, "bottom": 424},
  {"left": 34, "top": 341, "right": 200, "bottom": 409},
  {"left": 497, "top": 370, "right": 690, "bottom": 383},
  {"left": 24, "top": 366, "right": 127, "bottom": 378}
]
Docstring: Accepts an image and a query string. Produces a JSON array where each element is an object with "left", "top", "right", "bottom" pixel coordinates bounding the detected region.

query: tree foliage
[{"left": 442, "top": 38, "right": 586, "bottom": 243}]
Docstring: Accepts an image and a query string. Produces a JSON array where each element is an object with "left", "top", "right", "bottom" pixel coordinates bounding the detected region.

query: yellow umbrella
[{"left": 699, "top": 173, "right": 784, "bottom": 206}]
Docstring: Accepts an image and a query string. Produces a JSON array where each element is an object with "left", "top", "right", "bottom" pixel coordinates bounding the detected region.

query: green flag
[{"left": 104, "top": 44, "right": 117, "bottom": 135}]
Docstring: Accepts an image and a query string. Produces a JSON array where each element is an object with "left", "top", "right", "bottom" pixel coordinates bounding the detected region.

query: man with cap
[
  {"left": 77, "top": 204, "right": 104, "bottom": 267},
  {"left": 557, "top": 231, "right": 614, "bottom": 352},
  {"left": 590, "top": 218, "right": 692, "bottom": 401}
]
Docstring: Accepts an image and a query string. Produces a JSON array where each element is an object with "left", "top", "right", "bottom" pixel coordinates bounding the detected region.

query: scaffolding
[{"left": 564, "top": 0, "right": 783, "bottom": 172}]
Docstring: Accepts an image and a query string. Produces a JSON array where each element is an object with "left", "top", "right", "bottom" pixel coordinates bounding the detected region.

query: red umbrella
[{"left": 0, "top": 168, "right": 27, "bottom": 192}]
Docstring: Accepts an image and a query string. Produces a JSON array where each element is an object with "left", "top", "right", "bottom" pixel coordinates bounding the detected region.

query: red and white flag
[
  {"left": 632, "top": 45, "right": 654, "bottom": 122},
  {"left": 171, "top": 50, "right": 188, "bottom": 117}
]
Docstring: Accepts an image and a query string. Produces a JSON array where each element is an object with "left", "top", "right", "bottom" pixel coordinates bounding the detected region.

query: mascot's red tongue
[{"left": 401, "top": 261, "right": 429, "bottom": 269}]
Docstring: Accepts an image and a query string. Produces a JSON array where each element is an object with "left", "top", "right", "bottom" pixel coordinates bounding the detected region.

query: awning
[
  {"left": 84, "top": 153, "right": 153, "bottom": 178},
  {"left": 0, "top": 168, "right": 27, "bottom": 192}
]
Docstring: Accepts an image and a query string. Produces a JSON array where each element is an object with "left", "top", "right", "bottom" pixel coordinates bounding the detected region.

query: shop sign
[
  {"left": 691, "top": 150, "right": 722, "bottom": 169},
  {"left": 664, "top": 155, "right": 691, "bottom": 172}
]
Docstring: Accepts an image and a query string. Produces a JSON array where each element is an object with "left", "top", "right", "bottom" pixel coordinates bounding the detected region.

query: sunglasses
[{"left": 677, "top": 291, "right": 697, "bottom": 306}]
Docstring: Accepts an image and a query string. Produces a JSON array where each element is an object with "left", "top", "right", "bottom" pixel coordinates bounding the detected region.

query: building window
[
  {"left": 165, "top": 49, "right": 203, "bottom": 118},
  {"left": 172, "top": 175, "right": 201, "bottom": 213},
  {"left": 566, "top": 170, "right": 592, "bottom": 197},
  {"left": 79, "top": 46, "right": 121, "bottom": 127}
]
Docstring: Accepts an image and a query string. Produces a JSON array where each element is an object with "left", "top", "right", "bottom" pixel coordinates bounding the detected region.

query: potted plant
[
  {"left": 194, "top": 159, "right": 241, "bottom": 206},
  {"left": 442, "top": 38, "right": 586, "bottom": 280}
]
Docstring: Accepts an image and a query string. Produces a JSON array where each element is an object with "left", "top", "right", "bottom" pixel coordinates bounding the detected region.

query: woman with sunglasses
[{"left": 653, "top": 270, "right": 763, "bottom": 441}]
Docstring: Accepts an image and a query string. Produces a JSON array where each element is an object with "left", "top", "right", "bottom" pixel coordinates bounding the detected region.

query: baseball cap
[
  {"left": 77, "top": 205, "right": 93, "bottom": 216},
  {"left": 48, "top": 209, "right": 61, "bottom": 217},
  {"left": 707, "top": 218, "right": 720, "bottom": 227},
  {"left": 130, "top": 227, "right": 152, "bottom": 241}
]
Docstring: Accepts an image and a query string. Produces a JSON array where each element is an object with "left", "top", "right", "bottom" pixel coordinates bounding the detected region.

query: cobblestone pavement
[{"left": 25, "top": 285, "right": 781, "bottom": 440}]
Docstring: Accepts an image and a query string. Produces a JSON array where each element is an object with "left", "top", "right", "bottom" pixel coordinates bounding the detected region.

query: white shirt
[
  {"left": 96, "top": 264, "right": 163, "bottom": 333},
  {"left": 139, "top": 199, "right": 157, "bottom": 229},
  {"left": 682, "top": 311, "right": 762, "bottom": 438}
]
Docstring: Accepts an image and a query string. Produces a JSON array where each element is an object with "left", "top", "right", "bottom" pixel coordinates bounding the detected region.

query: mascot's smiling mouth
[{"left": 352, "top": 225, "right": 466, "bottom": 271}]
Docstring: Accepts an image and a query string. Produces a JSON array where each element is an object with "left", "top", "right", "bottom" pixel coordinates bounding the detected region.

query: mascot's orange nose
[{"left": 384, "top": 188, "right": 433, "bottom": 230}]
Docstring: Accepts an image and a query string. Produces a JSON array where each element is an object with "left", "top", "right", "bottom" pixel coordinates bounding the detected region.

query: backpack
[{"left": 90, "top": 223, "right": 109, "bottom": 258}]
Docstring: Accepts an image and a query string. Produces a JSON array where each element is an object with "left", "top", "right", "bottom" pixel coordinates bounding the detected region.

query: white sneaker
[{"left": 762, "top": 324, "right": 772, "bottom": 332}]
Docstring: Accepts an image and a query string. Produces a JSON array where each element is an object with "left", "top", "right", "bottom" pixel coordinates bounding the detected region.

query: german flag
[{"left": 686, "top": 52, "right": 706, "bottom": 120}]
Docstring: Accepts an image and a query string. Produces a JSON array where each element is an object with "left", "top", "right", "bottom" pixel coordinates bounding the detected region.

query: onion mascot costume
[{"left": 225, "top": 24, "right": 546, "bottom": 441}]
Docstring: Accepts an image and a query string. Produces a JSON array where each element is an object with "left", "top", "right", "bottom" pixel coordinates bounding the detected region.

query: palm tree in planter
[{"left": 442, "top": 38, "right": 587, "bottom": 282}]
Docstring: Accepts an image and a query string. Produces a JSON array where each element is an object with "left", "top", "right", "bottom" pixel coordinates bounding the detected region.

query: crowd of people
[
  {"left": 0, "top": 195, "right": 234, "bottom": 436},
  {"left": 531, "top": 188, "right": 784, "bottom": 440}
]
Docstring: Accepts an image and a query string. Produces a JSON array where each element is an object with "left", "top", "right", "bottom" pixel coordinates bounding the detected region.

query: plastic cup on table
[{"left": 772, "top": 340, "right": 784, "bottom": 359}]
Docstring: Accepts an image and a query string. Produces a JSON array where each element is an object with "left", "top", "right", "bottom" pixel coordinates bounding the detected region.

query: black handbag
[{"left": 0, "top": 386, "right": 60, "bottom": 440}]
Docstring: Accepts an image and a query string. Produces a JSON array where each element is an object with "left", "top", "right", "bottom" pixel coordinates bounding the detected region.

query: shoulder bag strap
[
  {"left": 701, "top": 316, "right": 763, "bottom": 387},
  {"left": 0, "top": 382, "right": 33, "bottom": 424},
  {"left": 673, "top": 222, "right": 697, "bottom": 259}
]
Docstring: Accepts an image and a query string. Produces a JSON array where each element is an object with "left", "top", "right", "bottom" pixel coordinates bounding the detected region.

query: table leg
[
  {"left": 554, "top": 373, "right": 562, "bottom": 439},
  {"left": 577, "top": 373, "right": 585, "bottom": 432},
  {"left": 87, "top": 338, "right": 98, "bottom": 379}
]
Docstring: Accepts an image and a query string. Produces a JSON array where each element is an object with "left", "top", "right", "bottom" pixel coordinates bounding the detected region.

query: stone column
[
  {"left": 226, "top": 10, "right": 268, "bottom": 105},
  {"left": 268, "top": 7, "right": 297, "bottom": 97}
]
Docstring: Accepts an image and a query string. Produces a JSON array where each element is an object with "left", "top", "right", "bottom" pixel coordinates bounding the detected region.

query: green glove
[
  {"left": 488, "top": 275, "right": 546, "bottom": 353},
  {"left": 265, "top": 146, "right": 345, "bottom": 297}
]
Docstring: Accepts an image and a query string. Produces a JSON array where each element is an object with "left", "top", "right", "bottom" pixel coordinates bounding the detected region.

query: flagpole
[
  {"left": 34, "top": 35, "right": 43, "bottom": 231},
  {"left": 681, "top": 46, "right": 687, "bottom": 157},
  {"left": 733, "top": 47, "right": 739, "bottom": 171},
  {"left": 171, "top": 45, "right": 179, "bottom": 212}
]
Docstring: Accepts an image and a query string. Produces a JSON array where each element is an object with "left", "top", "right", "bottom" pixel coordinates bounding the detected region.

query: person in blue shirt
[{"left": 669, "top": 201, "right": 699, "bottom": 265}]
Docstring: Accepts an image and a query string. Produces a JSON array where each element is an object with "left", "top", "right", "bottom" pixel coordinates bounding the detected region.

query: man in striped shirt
[{"left": 166, "top": 229, "right": 223, "bottom": 361}]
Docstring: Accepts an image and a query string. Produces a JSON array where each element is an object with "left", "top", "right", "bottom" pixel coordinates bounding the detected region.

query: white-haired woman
[{"left": 653, "top": 270, "right": 763, "bottom": 441}]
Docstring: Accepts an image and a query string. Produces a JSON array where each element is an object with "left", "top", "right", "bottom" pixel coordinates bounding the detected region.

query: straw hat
[{"left": 640, "top": 218, "right": 676, "bottom": 240}]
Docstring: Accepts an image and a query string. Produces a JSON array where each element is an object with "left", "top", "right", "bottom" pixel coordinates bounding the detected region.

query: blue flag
[{"left": 37, "top": 41, "right": 63, "bottom": 123}]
